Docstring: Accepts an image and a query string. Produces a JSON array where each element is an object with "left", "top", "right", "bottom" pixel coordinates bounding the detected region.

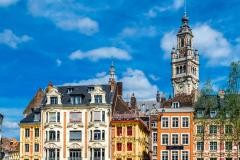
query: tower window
[
  {"left": 181, "top": 38, "right": 184, "bottom": 47},
  {"left": 176, "top": 67, "right": 180, "bottom": 74}
]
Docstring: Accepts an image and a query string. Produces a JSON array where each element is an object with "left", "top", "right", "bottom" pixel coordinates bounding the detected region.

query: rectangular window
[
  {"left": 49, "top": 112, "right": 56, "bottom": 122},
  {"left": 49, "top": 131, "right": 56, "bottom": 141},
  {"left": 153, "top": 132, "right": 157, "bottom": 143},
  {"left": 127, "top": 143, "right": 132, "bottom": 151},
  {"left": 172, "top": 117, "right": 179, "bottom": 128},
  {"left": 172, "top": 134, "right": 179, "bottom": 145},
  {"left": 69, "top": 149, "right": 81, "bottom": 159},
  {"left": 197, "top": 142, "right": 204, "bottom": 151},
  {"left": 34, "top": 143, "right": 39, "bottom": 152},
  {"left": 210, "top": 111, "right": 217, "bottom": 118},
  {"left": 102, "top": 130, "right": 105, "bottom": 140},
  {"left": 34, "top": 113, "right": 40, "bottom": 122},
  {"left": 182, "top": 134, "right": 189, "bottom": 145},
  {"left": 209, "top": 125, "right": 217, "bottom": 134},
  {"left": 225, "top": 142, "right": 232, "bottom": 151},
  {"left": 182, "top": 151, "right": 189, "bottom": 160},
  {"left": 25, "top": 144, "right": 29, "bottom": 152},
  {"left": 197, "top": 125, "right": 203, "bottom": 134},
  {"left": 161, "top": 134, "right": 168, "bottom": 145},
  {"left": 172, "top": 102, "right": 180, "bottom": 108},
  {"left": 127, "top": 126, "right": 132, "bottom": 136},
  {"left": 210, "top": 158, "right": 217, "bottom": 160},
  {"left": 69, "top": 131, "right": 82, "bottom": 141},
  {"left": 161, "top": 117, "right": 169, "bottom": 128},
  {"left": 161, "top": 151, "right": 168, "bottom": 160},
  {"left": 94, "top": 130, "right": 101, "bottom": 140},
  {"left": 94, "top": 111, "right": 101, "bottom": 122},
  {"left": 197, "top": 110, "right": 204, "bottom": 118},
  {"left": 153, "top": 146, "right": 157, "bottom": 155},
  {"left": 151, "top": 121, "right": 157, "bottom": 128},
  {"left": 172, "top": 151, "right": 178, "bottom": 160},
  {"left": 210, "top": 142, "right": 217, "bottom": 151},
  {"left": 94, "top": 95, "right": 102, "bottom": 104},
  {"left": 50, "top": 97, "right": 58, "bottom": 104},
  {"left": 102, "top": 111, "right": 105, "bottom": 122},
  {"left": 57, "top": 112, "right": 60, "bottom": 122},
  {"left": 70, "top": 96, "right": 82, "bottom": 105},
  {"left": 48, "top": 149, "right": 60, "bottom": 159},
  {"left": 225, "top": 125, "right": 233, "bottom": 134},
  {"left": 35, "top": 128, "right": 39, "bottom": 137},
  {"left": 182, "top": 117, "right": 189, "bottom": 128},
  {"left": 117, "top": 127, "right": 122, "bottom": 136},
  {"left": 70, "top": 112, "right": 82, "bottom": 122},
  {"left": 25, "top": 129, "right": 30, "bottom": 138},
  {"left": 117, "top": 143, "right": 122, "bottom": 151}
]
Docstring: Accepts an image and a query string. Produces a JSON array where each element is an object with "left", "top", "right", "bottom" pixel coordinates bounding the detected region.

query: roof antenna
[{"left": 184, "top": 0, "right": 187, "bottom": 17}]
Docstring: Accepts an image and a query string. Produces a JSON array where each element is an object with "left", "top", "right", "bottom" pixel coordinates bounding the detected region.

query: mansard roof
[{"left": 20, "top": 108, "right": 41, "bottom": 124}]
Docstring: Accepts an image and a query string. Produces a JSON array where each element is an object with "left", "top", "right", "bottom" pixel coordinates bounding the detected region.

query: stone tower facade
[{"left": 171, "top": 14, "right": 199, "bottom": 96}]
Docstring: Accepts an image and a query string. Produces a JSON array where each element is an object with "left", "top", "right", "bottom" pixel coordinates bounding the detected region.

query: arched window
[{"left": 183, "top": 65, "right": 186, "bottom": 73}]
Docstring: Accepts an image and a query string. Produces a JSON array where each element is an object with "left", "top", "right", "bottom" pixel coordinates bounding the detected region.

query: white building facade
[{"left": 41, "top": 84, "right": 112, "bottom": 160}]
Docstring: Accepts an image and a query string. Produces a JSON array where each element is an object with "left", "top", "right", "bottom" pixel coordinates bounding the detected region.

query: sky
[{"left": 0, "top": 0, "right": 239, "bottom": 139}]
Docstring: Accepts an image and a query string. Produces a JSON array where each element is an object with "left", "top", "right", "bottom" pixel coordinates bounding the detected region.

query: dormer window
[
  {"left": 172, "top": 102, "right": 180, "bottom": 108},
  {"left": 94, "top": 95, "right": 102, "bottom": 104},
  {"left": 196, "top": 110, "right": 204, "bottom": 118},
  {"left": 34, "top": 113, "right": 40, "bottom": 122},
  {"left": 50, "top": 97, "right": 58, "bottom": 105},
  {"left": 210, "top": 111, "right": 217, "bottom": 118},
  {"left": 67, "top": 88, "right": 73, "bottom": 94},
  {"left": 70, "top": 96, "right": 82, "bottom": 105},
  {"left": 88, "top": 87, "right": 94, "bottom": 92}
]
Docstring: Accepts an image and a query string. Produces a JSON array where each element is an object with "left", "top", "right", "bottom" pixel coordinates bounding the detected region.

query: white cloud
[
  {"left": 160, "top": 24, "right": 240, "bottom": 66},
  {"left": 27, "top": 0, "right": 99, "bottom": 35},
  {"left": 63, "top": 68, "right": 159, "bottom": 100},
  {"left": 0, "top": 0, "right": 19, "bottom": 7},
  {"left": 2, "top": 120, "right": 18, "bottom": 129},
  {"left": 160, "top": 31, "right": 176, "bottom": 59},
  {"left": 56, "top": 58, "right": 62, "bottom": 67},
  {"left": 0, "top": 29, "right": 32, "bottom": 49},
  {"left": 69, "top": 47, "right": 131, "bottom": 61},
  {"left": 146, "top": 0, "right": 184, "bottom": 18},
  {"left": 120, "top": 26, "right": 157, "bottom": 38},
  {"left": 149, "top": 74, "right": 160, "bottom": 81}
]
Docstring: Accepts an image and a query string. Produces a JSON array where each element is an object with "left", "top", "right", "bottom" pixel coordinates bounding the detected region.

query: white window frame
[
  {"left": 209, "top": 141, "right": 218, "bottom": 151},
  {"left": 161, "top": 150, "right": 169, "bottom": 160},
  {"left": 152, "top": 132, "right": 157, "bottom": 143},
  {"left": 171, "top": 116, "right": 180, "bottom": 128},
  {"left": 196, "top": 125, "right": 203, "bottom": 134},
  {"left": 171, "top": 150, "right": 179, "bottom": 160},
  {"left": 181, "top": 133, "right": 189, "bottom": 145},
  {"left": 181, "top": 150, "right": 189, "bottom": 160},
  {"left": 161, "top": 116, "right": 170, "bottom": 129},
  {"left": 181, "top": 116, "right": 190, "bottom": 128},
  {"left": 161, "top": 133, "right": 169, "bottom": 145},
  {"left": 196, "top": 141, "right": 204, "bottom": 151},
  {"left": 171, "top": 133, "right": 179, "bottom": 145}
]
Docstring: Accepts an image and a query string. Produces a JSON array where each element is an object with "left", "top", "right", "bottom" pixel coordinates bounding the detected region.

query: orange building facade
[{"left": 157, "top": 107, "right": 194, "bottom": 160}]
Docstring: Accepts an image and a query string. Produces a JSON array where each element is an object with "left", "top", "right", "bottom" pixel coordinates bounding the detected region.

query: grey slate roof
[{"left": 20, "top": 108, "right": 41, "bottom": 124}]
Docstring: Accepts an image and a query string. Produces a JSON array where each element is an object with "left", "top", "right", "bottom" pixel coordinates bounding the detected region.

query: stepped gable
[{"left": 23, "top": 88, "right": 45, "bottom": 116}]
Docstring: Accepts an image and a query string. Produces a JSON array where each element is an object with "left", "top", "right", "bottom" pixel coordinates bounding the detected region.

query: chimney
[{"left": 116, "top": 82, "right": 123, "bottom": 96}]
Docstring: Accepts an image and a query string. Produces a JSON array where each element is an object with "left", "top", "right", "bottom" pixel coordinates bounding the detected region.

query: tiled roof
[
  {"left": 112, "top": 96, "right": 132, "bottom": 114},
  {"left": 23, "top": 88, "right": 45, "bottom": 115},
  {"left": 0, "top": 138, "right": 19, "bottom": 153},
  {"left": 162, "top": 93, "right": 194, "bottom": 108}
]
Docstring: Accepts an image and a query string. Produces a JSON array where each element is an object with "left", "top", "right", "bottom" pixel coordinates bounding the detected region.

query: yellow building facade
[
  {"left": 19, "top": 112, "right": 42, "bottom": 160},
  {"left": 111, "top": 114, "right": 150, "bottom": 160}
]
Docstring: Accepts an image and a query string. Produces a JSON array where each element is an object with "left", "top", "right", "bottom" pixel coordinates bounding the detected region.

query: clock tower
[{"left": 171, "top": 14, "right": 199, "bottom": 96}]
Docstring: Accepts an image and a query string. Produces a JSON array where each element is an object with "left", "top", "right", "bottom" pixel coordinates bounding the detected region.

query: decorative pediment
[
  {"left": 44, "top": 123, "right": 62, "bottom": 129},
  {"left": 89, "top": 142, "right": 105, "bottom": 148},
  {"left": 92, "top": 86, "right": 105, "bottom": 94},
  {"left": 44, "top": 142, "right": 61, "bottom": 149},
  {"left": 67, "top": 123, "right": 84, "bottom": 129},
  {"left": 68, "top": 143, "right": 82, "bottom": 149}
]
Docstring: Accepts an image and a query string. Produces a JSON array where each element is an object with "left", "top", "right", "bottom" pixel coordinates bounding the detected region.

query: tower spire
[{"left": 109, "top": 61, "right": 116, "bottom": 92}]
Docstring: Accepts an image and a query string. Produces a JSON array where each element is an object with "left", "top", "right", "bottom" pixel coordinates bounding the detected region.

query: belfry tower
[{"left": 171, "top": 13, "right": 199, "bottom": 96}]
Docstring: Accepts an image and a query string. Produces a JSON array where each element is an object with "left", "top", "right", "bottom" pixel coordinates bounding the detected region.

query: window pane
[
  {"left": 70, "top": 131, "right": 82, "bottom": 141},
  {"left": 94, "top": 111, "right": 101, "bottom": 121},
  {"left": 70, "top": 112, "right": 82, "bottom": 122}
]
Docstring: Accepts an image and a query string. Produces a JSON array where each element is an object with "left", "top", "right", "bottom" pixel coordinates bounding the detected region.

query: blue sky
[{"left": 0, "top": 0, "right": 239, "bottom": 139}]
